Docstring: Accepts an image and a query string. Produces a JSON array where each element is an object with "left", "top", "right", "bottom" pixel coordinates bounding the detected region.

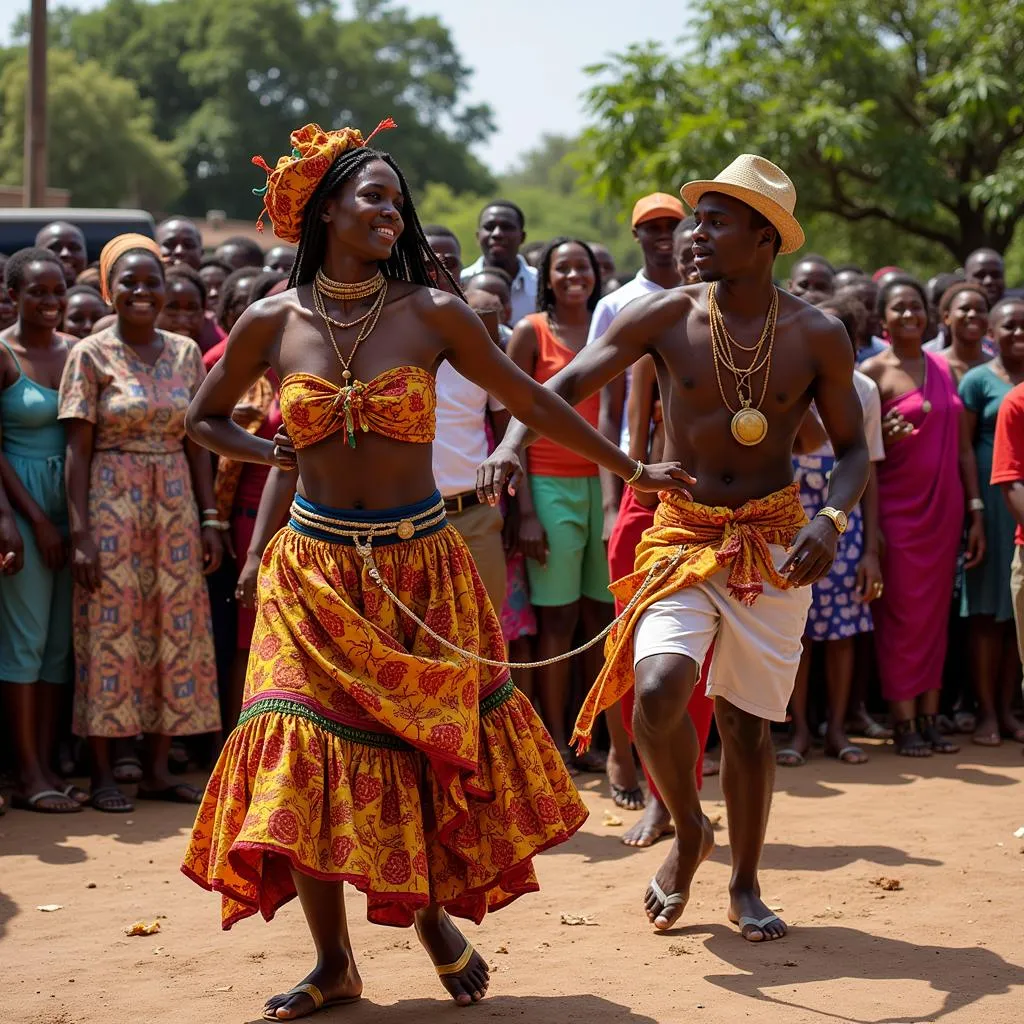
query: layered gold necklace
[
  {"left": 708, "top": 282, "right": 779, "bottom": 446},
  {"left": 312, "top": 268, "right": 388, "bottom": 447}
]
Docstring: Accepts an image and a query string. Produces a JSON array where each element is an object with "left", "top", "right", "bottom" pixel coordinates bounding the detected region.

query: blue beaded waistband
[{"left": 288, "top": 490, "right": 448, "bottom": 546}]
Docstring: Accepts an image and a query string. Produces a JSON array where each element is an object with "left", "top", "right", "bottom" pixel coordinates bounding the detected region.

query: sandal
[
  {"left": 775, "top": 747, "right": 807, "bottom": 767},
  {"left": 918, "top": 714, "right": 960, "bottom": 754},
  {"left": 610, "top": 782, "right": 646, "bottom": 811},
  {"left": 112, "top": 756, "right": 143, "bottom": 784},
  {"left": 90, "top": 785, "right": 134, "bottom": 813},
  {"left": 893, "top": 719, "right": 932, "bottom": 758},
  {"left": 137, "top": 782, "right": 204, "bottom": 804},
  {"left": 825, "top": 743, "right": 868, "bottom": 765},
  {"left": 61, "top": 783, "right": 90, "bottom": 805},
  {"left": 11, "top": 788, "right": 83, "bottom": 814}
]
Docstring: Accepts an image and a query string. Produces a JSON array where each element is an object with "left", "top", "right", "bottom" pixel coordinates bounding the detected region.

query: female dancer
[
  {"left": 862, "top": 276, "right": 984, "bottom": 756},
  {"left": 182, "top": 122, "right": 687, "bottom": 1021}
]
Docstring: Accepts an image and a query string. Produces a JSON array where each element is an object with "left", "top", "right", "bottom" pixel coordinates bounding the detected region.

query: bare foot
[
  {"left": 415, "top": 908, "right": 489, "bottom": 1006},
  {"left": 972, "top": 714, "right": 1002, "bottom": 747},
  {"left": 643, "top": 811, "right": 714, "bottom": 930},
  {"left": 728, "top": 888, "right": 787, "bottom": 942},
  {"left": 701, "top": 753, "right": 720, "bottom": 777},
  {"left": 824, "top": 727, "right": 868, "bottom": 764},
  {"left": 622, "top": 795, "right": 674, "bottom": 848},
  {"left": 607, "top": 743, "right": 644, "bottom": 811},
  {"left": 263, "top": 956, "right": 362, "bottom": 1020}
]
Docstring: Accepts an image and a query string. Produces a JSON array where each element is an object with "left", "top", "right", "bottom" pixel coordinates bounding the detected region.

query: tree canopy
[
  {"left": 0, "top": 48, "right": 184, "bottom": 209},
  {"left": 576, "top": 0, "right": 1024, "bottom": 269},
  {"left": 4, "top": 0, "right": 494, "bottom": 216}
]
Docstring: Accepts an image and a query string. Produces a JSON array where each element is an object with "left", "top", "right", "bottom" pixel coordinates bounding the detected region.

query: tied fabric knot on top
[
  {"left": 571, "top": 483, "right": 809, "bottom": 753},
  {"left": 251, "top": 118, "right": 398, "bottom": 241}
]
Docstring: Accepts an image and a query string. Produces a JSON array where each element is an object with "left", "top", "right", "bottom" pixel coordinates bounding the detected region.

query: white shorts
[{"left": 633, "top": 544, "right": 812, "bottom": 722}]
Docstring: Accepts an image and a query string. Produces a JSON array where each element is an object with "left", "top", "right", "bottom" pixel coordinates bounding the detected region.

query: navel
[
  {"left": 682, "top": 377, "right": 695, "bottom": 389},
  {"left": 721, "top": 472, "right": 734, "bottom": 485}
]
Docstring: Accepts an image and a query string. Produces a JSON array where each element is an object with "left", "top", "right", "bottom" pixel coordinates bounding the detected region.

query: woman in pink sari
[{"left": 862, "top": 276, "right": 985, "bottom": 756}]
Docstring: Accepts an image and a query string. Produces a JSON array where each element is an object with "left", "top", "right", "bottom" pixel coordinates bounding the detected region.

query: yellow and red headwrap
[
  {"left": 251, "top": 119, "right": 397, "bottom": 243},
  {"left": 98, "top": 233, "right": 163, "bottom": 304}
]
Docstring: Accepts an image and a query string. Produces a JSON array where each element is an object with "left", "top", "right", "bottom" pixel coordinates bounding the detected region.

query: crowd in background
[{"left": 1, "top": 194, "right": 1024, "bottom": 824}]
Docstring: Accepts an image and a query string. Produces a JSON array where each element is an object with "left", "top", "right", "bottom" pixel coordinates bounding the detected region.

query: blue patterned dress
[{"left": 793, "top": 452, "right": 874, "bottom": 641}]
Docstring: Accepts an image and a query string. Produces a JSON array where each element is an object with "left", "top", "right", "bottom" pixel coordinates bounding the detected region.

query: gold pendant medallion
[{"left": 731, "top": 407, "right": 768, "bottom": 446}]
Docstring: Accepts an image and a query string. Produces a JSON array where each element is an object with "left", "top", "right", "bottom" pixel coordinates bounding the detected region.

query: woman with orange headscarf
[{"left": 58, "top": 234, "right": 223, "bottom": 813}]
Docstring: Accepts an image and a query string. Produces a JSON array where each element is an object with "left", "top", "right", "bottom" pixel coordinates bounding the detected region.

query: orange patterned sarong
[
  {"left": 183, "top": 493, "right": 587, "bottom": 929},
  {"left": 571, "top": 484, "right": 808, "bottom": 752}
]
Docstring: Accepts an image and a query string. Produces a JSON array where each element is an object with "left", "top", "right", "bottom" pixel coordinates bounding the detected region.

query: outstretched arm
[
  {"left": 430, "top": 290, "right": 691, "bottom": 498},
  {"left": 783, "top": 317, "right": 870, "bottom": 586}
]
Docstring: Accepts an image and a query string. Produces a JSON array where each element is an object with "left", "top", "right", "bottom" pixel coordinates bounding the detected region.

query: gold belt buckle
[{"left": 396, "top": 519, "right": 415, "bottom": 540}]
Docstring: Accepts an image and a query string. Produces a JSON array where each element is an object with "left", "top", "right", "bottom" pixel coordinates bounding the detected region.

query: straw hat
[{"left": 680, "top": 155, "right": 804, "bottom": 256}]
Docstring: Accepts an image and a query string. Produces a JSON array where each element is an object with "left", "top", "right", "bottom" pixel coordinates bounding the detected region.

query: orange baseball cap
[{"left": 631, "top": 192, "right": 685, "bottom": 228}]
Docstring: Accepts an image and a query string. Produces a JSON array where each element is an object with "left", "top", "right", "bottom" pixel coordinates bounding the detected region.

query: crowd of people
[{"left": 1, "top": 178, "right": 1023, "bottom": 836}]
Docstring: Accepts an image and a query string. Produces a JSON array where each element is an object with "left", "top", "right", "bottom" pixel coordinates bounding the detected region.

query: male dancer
[{"left": 479, "top": 155, "right": 868, "bottom": 942}]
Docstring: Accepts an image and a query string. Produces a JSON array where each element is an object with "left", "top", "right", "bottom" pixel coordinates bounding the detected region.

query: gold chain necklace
[
  {"left": 312, "top": 286, "right": 379, "bottom": 331},
  {"left": 315, "top": 268, "right": 385, "bottom": 301},
  {"left": 312, "top": 275, "right": 388, "bottom": 447},
  {"left": 708, "top": 283, "right": 779, "bottom": 446}
]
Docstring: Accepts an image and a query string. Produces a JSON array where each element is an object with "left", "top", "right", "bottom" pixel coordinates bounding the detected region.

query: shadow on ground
[
  {"left": 245, "top": 994, "right": 657, "bottom": 1023},
  {"left": 694, "top": 921, "right": 1024, "bottom": 1022}
]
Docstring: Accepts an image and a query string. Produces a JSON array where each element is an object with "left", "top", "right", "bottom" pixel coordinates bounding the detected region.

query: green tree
[
  {"left": 0, "top": 49, "right": 184, "bottom": 209},
  {"left": 21, "top": 0, "right": 494, "bottom": 217},
  {"left": 577, "top": 0, "right": 1024, "bottom": 269}
]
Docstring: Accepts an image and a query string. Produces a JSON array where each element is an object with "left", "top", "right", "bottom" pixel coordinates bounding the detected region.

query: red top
[
  {"left": 991, "top": 381, "right": 1024, "bottom": 545},
  {"left": 524, "top": 313, "right": 600, "bottom": 478}
]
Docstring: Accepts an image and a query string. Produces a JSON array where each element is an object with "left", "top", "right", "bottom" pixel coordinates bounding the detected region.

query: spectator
[
  {"left": 423, "top": 225, "right": 463, "bottom": 281},
  {"left": 156, "top": 217, "right": 203, "bottom": 270},
  {"left": 461, "top": 200, "right": 538, "bottom": 324},
  {"left": 590, "top": 242, "right": 622, "bottom": 295},
  {"left": 0, "top": 248, "right": 80, "bottom": 813},
  {"left": 965, "top": 248, "right": 1005, "bottom": 309},
  {"left": 787, "top": 255, "right": 835, "bottom": 304},
  {"left": 933, "top": 282, "right": 993, "bottom": 375},
  {"left": 75, "top": 266, "right": 102, "bottom": 292},
  {"left": 862, "top": 276, "right": 984, "bottom": 757},
  {"left": 214, "top": 236, "right": 264, "bottom": 271},
  {"left": 62, "top": 285, "right": 108, "bottom": 341},
  {"left": 464, "top": 268, "right": 514, "bottom": 329},
  {"left": 833, "top": 263, "right": 866, "bottom": 290},
  {"left": 59, "top": 234, "right": 221, "bottom": 812},
  {"left": 506, "top": 238, "right": 611, "bottom": 772},
  {"left": 35, "top": 221, "right": 88, "bottom": 286},
  {"left": 835, "top": 280, "right": 887, "bottom": 363},
  {"left": 157, "top": 266, "right": 207, "bottom": 342},
  {"left": 779, "top": 293, "right": 885, "bottom": 767},
  {"left": 217, "top": 267, "right": 262, "bottom": 334},
  {"left": 673, "top": 216, "right": 699, "bottom": 285},
  {"left": 520, "top": 240, "right": 546, "bottom": 268},
  {"left": 962, "top": 296, "right": 1024, "bottom": 746},
  {"left": 263, "top": 245, "right": 296, "bottom": 275},
  {"left": 199, "top": 257, "right": 232, "bottom": 315}
]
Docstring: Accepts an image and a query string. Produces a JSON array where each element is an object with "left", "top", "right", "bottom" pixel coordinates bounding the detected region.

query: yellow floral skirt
[{"left": 182, "top": 492, "right": 587, "bottom": 929}]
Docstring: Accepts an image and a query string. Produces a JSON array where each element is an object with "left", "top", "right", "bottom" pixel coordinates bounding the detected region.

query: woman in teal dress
[
  {"left": 960, "top": 298, "right": 1024, "bottom": 745},
  {"left": 0, "top": 248, "right": 81, "bottom": 813}
]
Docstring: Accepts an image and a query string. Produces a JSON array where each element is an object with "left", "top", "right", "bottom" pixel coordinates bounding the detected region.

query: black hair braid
[
  {"left": 536, "top": 237, "right": 602, "bottom": 316},
  {"left": 289, "top": 147, "right": 461, "bottom": 296}
]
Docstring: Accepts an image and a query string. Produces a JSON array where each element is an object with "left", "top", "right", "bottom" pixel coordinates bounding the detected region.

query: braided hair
[
  {"left": 535, "top": 237, "right": 602, "bottom": 316},
  {"left": 289, "top": 147, "right": 458, "bottom": 294}
]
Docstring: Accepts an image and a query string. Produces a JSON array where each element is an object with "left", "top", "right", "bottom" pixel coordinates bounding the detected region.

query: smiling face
[
  {"left": 547, "top": 242, "right": 597, "bottom": 312},
  {"left": 883, "top": 284, "right": 927, "bottom": 347},
  {"left": 157, "top": 277, "right": 205, "bottom": 340},
  {"left": 63, "top": 290, "right": 108, "bottom": 339},
  {"left": 943, "top": 289, "right": 988, "bottom": 346},
  {"left": 12, "top": 260, "right": 67, "bottom": 331},
  {"left": 198, "top": 264, "right": 228, "bottom": 313},
  {"left": 634, "top": 216, "right": 680, "bottom": 272},
  {"left": 36, "top": 222, "right": 87, "bottom": 285},
  {"left": 322, "top": 158, "right": 404, "bottom": 263},
  {"left": 157, "top": 218, "right": 203, "bottom": 270},
  {"left": 692, "top": 193, "right": 775, "bottom": 281},
  {"left": 111, "top": 252, "right": 165, "bottom": 328},
  {"left": 991, "top": 301, "right": 1024, "bottom": 367}
]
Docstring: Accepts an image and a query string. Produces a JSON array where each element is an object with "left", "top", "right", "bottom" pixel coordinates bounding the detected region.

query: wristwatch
[{"left": 815, "top": 507, "right": 849, "bottom": 534}]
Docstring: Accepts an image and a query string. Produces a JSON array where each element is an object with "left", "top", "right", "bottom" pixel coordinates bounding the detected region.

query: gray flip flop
[
  {"left": 735, "top": 913, "right": 783, "bottom": 940},
  {"left": 650, "top": 877, "right": 685, "bottom": 924}
]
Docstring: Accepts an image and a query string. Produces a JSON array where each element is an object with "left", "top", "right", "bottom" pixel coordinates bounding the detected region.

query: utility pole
[{"left": 24, "top": 0, "right": 47, "bottom": 207}]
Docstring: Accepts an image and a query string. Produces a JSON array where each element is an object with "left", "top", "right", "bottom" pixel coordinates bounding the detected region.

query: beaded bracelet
[
  {"left": 201, "top": 519, "right": 230, "bottom": 531},
  {"left": 625, "top": 460, "right": 644, "bottom": 486}
]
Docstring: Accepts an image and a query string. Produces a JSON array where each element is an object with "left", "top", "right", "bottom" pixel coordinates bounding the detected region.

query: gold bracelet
[{"left": 625, "top": 460, "right": 644, "bottom": 485}]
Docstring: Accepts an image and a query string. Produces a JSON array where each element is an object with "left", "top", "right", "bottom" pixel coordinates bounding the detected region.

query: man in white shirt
[
  {"left": 461, "top": 200, "right": 538, "bottom": 326},
  {"left": 588, "top": 192, "right": 685, "bottom": 533},
  {"left": 434, "top": 286, "right": 509, "bottom": 610}
]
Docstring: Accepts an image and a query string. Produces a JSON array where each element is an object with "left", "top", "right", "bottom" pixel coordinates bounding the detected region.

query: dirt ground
[{"left": 4, "top": 738, "right": 1024, "bottom": 1024}]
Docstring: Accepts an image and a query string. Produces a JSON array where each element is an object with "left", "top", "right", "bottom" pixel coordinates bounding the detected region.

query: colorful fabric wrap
[
  {"left": 571, "top": 483, "right": 808, "bottom": 752},
  {"left": 252, "top": 119, "right": 397, "bottom": 242},
  {"left": 213, "top": 375, "right": 276, "bottom": 521},
  {"left": 182, "top": 493, "right": 587, "bottom": 929},
  {"left": 98, "top": 233, "right": 163, "bottom": 304}
]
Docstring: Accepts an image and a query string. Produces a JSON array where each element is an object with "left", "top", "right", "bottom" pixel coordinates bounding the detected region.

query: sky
[{"left": 0, "top": 0, "right": 690, "bottom": 172}]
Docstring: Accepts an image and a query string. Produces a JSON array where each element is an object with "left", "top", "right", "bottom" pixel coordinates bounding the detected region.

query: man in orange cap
[{"left": 481, "top": 155, "right": 869, "bottom": 944}]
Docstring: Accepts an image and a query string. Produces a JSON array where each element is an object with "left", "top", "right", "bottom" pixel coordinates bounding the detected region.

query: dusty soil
[{"left": 4, "top": 738, "right": 1024, "bottom": 1024}]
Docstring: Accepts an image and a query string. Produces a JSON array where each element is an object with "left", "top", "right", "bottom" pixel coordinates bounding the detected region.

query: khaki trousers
[{"left": 448, "top": 502, "right": 507, "bottom": 613}]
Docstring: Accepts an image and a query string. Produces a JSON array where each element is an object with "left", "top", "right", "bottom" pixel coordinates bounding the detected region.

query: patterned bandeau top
[{"left": 279, "top": 366, "right": 436, "bottom": 449}]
